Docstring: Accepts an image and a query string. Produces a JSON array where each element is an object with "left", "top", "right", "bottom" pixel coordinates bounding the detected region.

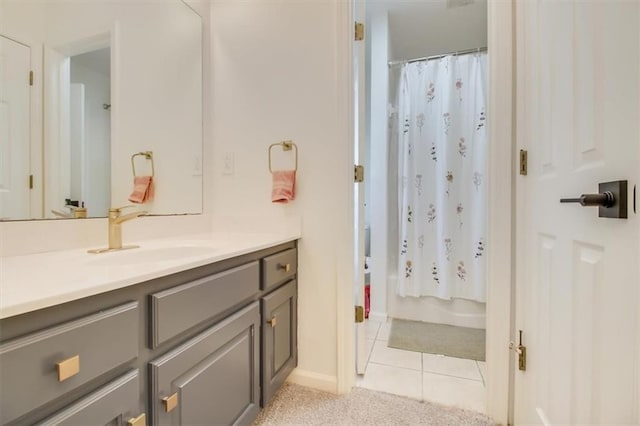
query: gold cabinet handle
[
  {"left": 267, "top": 317, "right": 277, "bottom": 327},
  {"left": 277, "top": 263, "right": 291, "bottom": 272},
  {"left": 57, "top": 355, "right": 80, "bottom": 382},
  {"left": 127, "top": 413, "right": 146, "bottom": 426},
  {"left": 163, "top": 392, "right": 179, "bottom": 413}
]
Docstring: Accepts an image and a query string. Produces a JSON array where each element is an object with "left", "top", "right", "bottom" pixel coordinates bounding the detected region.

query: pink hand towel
[
  {"left": 271, "top": 170, "right": 296, "bottom": 203},
  {"left": 128, "top": 176, "right": 155, "bottom": 204}
]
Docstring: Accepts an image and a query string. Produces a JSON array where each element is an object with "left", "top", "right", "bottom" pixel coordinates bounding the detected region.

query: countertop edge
[{"left": 0, "top": 233, "right": 299, "bottom": 320}]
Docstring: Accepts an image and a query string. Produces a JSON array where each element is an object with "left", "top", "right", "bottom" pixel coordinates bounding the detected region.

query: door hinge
[
  {"left": 509, "top": 329, "right": 527, "bottom": 371},
  {"left": 29, "top": 174, "right": 34, "bottom": 189},
  {"left": 354, "top": 165, "right": 364, "bottom": 183},
  {"left": 519, "top": 149, "right": 528, "bottom": 176},
  {"left": 29, "top": 70, "right": 34, "bottom": 86},
  {"left": 355, "top": 22, "right": 364, "bottom": 41},
  {"left": 355, "top": 305, "right": 364, "bottom": 323}
]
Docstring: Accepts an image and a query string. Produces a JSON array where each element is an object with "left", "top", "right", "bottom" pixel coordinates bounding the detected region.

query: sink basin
[{"left": 86, "top": 245, "right": 218, "bottom": 266}]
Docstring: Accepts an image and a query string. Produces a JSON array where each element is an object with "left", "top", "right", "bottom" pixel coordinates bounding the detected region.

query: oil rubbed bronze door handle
[
  {"left": 560, "top": 192, "right": 615, "bottom": 207},
  {"left": 560, "top": 180, "right": 627, "bottom": 219}
]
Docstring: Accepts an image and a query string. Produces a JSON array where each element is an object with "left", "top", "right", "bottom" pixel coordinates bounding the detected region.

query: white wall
[{"left": 208, "top": 0, "right": 351, "bottom": 391}]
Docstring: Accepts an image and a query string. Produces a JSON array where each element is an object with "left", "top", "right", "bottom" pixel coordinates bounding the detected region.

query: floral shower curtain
[{"left": 396, "top": 53, "right": 487, "bottom": 302}]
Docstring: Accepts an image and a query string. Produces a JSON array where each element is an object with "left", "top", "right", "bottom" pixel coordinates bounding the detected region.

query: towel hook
[
  {"left": 131, "top": 151, "right": 154, "bottom": 177},
  {"left": 268, "top": 141, "right": 298, "bottom": 173}
]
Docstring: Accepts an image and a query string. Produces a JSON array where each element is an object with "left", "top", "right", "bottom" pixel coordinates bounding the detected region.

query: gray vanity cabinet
[
  {"left": 0, "top": 301, "right": 139, "bottom": 425},
  {"left": 150, "top": 262, "right": 260, "bottom": 349},
  {"left": 149, "top": 303, "right": 261, "bottom": 426},
  {"left": 36, "top": 369, "right": 143, "bottom": 426},
  {"left": 261, "top": 279, "right": 297, "bottom": 406},
  {"left": 0, "top": 241, "right": 297, "bottom": 426}
]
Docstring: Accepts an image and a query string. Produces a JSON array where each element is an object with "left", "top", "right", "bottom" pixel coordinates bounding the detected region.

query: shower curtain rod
[{"left": 388, "top": 46, "right": 488, "bottom": 67}]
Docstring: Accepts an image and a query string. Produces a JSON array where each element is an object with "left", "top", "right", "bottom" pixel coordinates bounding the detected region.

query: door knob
[
  {"left": 560, "top": 192, "right": 615, "bottom": 207},
  {"left": 560, "top": 180, "right": 627, "bottom": 219}
]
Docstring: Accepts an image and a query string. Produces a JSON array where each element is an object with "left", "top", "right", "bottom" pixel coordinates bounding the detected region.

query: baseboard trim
[
  {"left": 286, "top": 368, "right": 338, "bottom": 394},
  {"left": 368, "top": 311, "right": 388, "bottom": 323}
]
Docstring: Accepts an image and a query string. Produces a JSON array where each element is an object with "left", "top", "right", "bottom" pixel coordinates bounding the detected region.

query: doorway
[{"left": 356, "top": 0, "right": 488, "bottom": 414}]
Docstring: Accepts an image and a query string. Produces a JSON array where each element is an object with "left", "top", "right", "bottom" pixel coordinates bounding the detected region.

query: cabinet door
[
  {"left": 0, "top": 302, "right": 139, "bottom": 424},
  {"left": 149, "top": 302, "right": 260, "bottom": 426},
  {"left": 261, "top": 280, "right": 297, "bottom": 406},
  {"left": 36, "top": 369, "right": 142, "bottom": 426}
]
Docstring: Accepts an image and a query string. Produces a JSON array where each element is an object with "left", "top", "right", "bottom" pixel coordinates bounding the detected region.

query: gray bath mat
[{"left": 388, "top": 318, "right": 486, "bottom": 361}]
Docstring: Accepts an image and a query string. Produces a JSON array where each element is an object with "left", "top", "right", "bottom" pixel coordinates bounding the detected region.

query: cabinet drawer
[
  {"left": 0, "top": 302, "right": 139, "bottom": 424},
  {"left": 261, "top": 249, "right": 297, "bottom": 292},
  {"left": 149, "top": 302, "right": 260, "bottom": 426},
  {"left": 36, "top": 369, "right": 141, "bottom": 426},
  {"left": 150, "top": 261, "right": 259, "bottom": 348}
]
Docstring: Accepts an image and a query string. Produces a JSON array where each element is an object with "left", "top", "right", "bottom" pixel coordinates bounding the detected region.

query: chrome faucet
[{"left": 88, "top": 206, "right": 147, "bottom": 253}]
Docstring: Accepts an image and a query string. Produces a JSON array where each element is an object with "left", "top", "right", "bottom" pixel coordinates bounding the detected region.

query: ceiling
[{"left": 367, "top": 0, "right": 487, "bottom": 61}]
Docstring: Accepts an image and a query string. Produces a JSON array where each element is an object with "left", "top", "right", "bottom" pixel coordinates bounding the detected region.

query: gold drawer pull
[
  {"left": 277, "top": 263, "right": 291, "bottom": 273},
  {"left": 163, "top": 392, "right": 179, "bottom": 413},
  {"left": 57, "top": 355, "right": 80, "bottom": 382},
  {"left": 127, "top": 413, "right": 146, "bottom": 426},
  {"left": 267, "top": 317, "right": 277, "bottom": 327}
]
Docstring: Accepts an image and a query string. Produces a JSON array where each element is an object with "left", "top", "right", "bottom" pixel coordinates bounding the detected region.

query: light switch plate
[{"left": 223, "top": 152, "right": 234, "bottom": 175}]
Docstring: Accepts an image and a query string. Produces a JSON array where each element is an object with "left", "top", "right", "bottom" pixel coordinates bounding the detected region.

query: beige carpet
[
  {"left": 388, "top": 319, "right": 486, "bottom": 361},
  {"left": 253, "top": 383, "right": 494, "bottom": 426}
]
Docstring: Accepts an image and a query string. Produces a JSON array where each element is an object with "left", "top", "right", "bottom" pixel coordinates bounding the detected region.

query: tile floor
[{"left": 356, "top": 318, "right": 487, "bottom": 414}]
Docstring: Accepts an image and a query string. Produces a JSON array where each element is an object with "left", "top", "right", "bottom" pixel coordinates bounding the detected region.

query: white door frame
[
  {"left": 484, "top": 0, "right": 515, "bottom": 423},
  {"left": 335, "top": 1, "right": 515, "bottom": 424}
]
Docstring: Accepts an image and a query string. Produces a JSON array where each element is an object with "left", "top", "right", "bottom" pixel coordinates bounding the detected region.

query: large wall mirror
[{"left": 0, "top": 0, "right": 202, "bottom": 220}]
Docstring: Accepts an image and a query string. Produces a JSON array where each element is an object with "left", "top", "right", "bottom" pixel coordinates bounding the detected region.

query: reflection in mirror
[
  {"left": 0, "top": 0, "right": 202, "bottom": 221},
  {"left": 64, "top": 47, "right": 111, "bottom": 218},
  {"left": 0, "top": 35, "right": 30, "bottom": 220}
]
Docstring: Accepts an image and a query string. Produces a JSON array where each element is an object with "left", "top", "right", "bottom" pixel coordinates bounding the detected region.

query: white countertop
[{"left": 0, "top": 231, "right": 299, "bottom": 319}]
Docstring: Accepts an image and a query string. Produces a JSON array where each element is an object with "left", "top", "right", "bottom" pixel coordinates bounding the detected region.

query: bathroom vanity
[{"left": 0, "top": 235, "right": 298, "bottom": 425}]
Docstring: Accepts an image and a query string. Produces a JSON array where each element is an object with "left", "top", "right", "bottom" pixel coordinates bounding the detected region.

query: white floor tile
[
  {"left": 422, "top": 353, "right": 483, "bottom": 381},
  {"left": 359, "top": 363, "right": 422, "bottom": 400},
  {"left": 369, "top": 340, "right": 422, "bottom": 371},
  {"left": 376, "top": 321, "right": 392, "bottom": 341},
  {"left": 364, "top": 320, "right": 381, "bottom": 340},
  {"left": 422, "top": 372, "right": 486, "bottom": 414},
  {"left": 477, "top": 361, "right": 486, "bottom": 384}
]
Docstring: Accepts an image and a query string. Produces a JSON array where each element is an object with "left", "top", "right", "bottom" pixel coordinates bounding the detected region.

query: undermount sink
[{"left": 86, "top": 245, "right": 219, "bottom": 266}]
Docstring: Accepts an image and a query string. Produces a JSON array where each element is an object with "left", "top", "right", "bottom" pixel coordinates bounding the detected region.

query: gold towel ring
[
  {"left": 131, "top": 151, "right": 154, "bottom": 177},
  {"left": 268, "top": 141, "right": 298, "bottom": 173}
]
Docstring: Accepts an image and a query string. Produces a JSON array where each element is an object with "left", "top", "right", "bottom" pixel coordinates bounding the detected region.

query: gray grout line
[
  {"left": 367, "top": 361, "right": 422, "bottom": 372},
  {"left": 361, "top": 321, "right": 382, "bottom": 375},
  {"left": 421, "top": 352, "right": 425, "bottom": 402},
  {"left": 423, "top": 369, "right": 484, "bottom": 383},
  {"left": 476, "top": 361, "right": 486, "bottom": 387}
]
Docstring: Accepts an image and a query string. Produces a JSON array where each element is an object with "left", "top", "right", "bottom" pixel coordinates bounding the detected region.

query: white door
[
  {"left": 353, "top": 2, "right": 367, "bottom": 375},
  {"left": 515, "top": 1, "right": 639, "bottom": 424},
  {"left": 0, "top": 36, "right": 31, "bottom": 220}
]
